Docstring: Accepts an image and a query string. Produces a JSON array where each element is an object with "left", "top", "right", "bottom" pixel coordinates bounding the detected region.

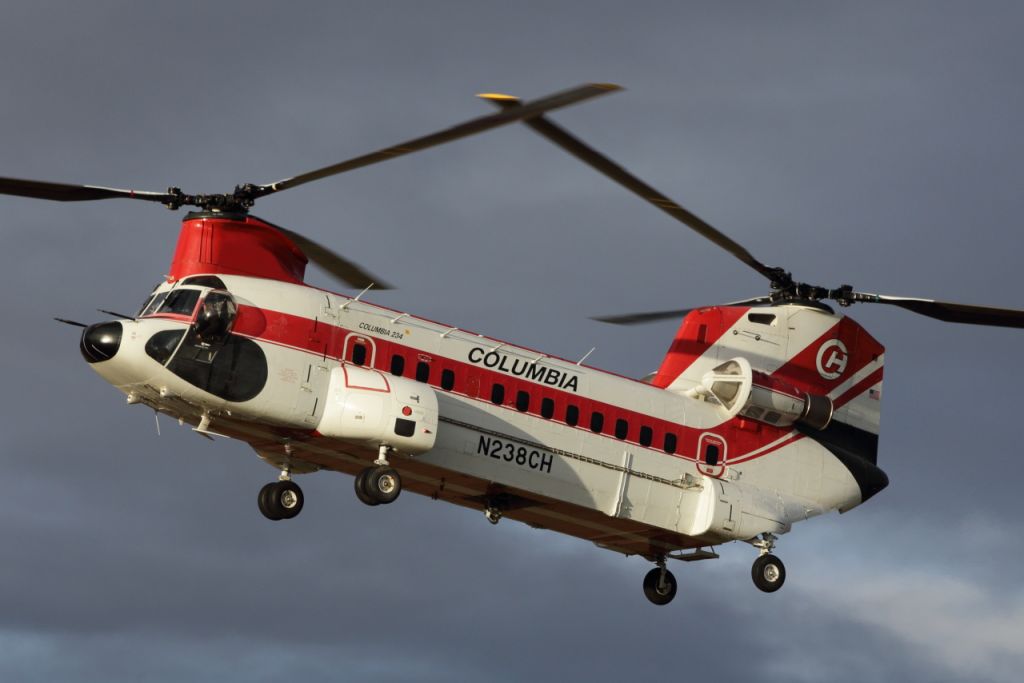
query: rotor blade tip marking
[{"left": 477, "top": 93, "right": 520, "bottom": 101}]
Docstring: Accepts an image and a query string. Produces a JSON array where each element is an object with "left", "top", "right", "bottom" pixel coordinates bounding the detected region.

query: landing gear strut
[
  {"left": 354, "top": 445, "right": 403, "bottom": 506},
  {"left": 642, "top": 558, "right": 678, "bottom": 606},
  {"left": 484, "top": 506, "right": 502, "bottom": 525},
  {"left": 750, "top": 533, "right": 786, "bottom": 593},
  {"left": 258, "top": 468, "right": 304, "bottom": 521}
]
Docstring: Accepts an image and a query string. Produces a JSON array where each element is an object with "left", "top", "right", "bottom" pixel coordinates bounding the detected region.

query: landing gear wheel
[
  {"left": 642, "top": 567, "right": 677, "bottom": 606},
  {"left": 752, "top": 554, "right": 786, "bottom": 593},
  {"left": 354, "top": 468, "right": 380, "bottom": 507},
  {"left": 258, "top": 482, "right": 282, "bottom": 521},
  {"left": 257, "top": 480, "right": 304, "bottom": 520},
  {"left": 359, "top": 466, "right": 402, "bottom": 505}
]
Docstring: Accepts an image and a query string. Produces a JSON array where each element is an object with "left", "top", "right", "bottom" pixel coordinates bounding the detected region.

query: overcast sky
[{"left": 3, "top": 2, "right": 1024, "bottom": 681}]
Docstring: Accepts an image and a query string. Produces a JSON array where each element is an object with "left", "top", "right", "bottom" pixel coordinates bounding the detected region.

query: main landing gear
[
  {"left": 258, "top": 467, "right": 304, "bottom": 521},
  {"left": 750, "top": 533, "right": 786, "bottom": 593},
  {"left": 642, "top": 558, "right": 678, "bottom": 606},
  {"left": 638, "top": 537, "right": 786, "bottom": 604},
  {"left": 354, "top": 445, "right": 403, "bottom": 507}
]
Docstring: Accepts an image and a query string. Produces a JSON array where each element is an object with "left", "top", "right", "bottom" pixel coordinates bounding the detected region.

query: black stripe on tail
[{"left": 797, "top": 421, "right": 889, "bottom": 504}]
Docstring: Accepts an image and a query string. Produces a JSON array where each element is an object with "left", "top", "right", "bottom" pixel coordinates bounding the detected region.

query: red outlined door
[
  {"left": 697, "top": 433, "right": 727, "bottom": 478},
  {"left": 343, "top": 334, "right": 376, "bottom": 367}
]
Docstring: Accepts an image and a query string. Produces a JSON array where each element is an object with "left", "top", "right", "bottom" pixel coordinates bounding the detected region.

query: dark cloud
[{"left": 2, "top": 2, "right": 1023, "bottom": 681}]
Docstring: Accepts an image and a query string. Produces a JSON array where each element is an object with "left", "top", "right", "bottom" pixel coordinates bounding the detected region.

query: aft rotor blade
[
  {"left": 254, "top": 83, "right": 622, "bottom": 198},
  {"left": 273, "top": 225, "right": 394, "bottom": 290},
  {"left": 593, "top": 296, "right": 772, "bottom": 325},
  {"left": 0, "top": 177, "right": 174, "bottom": 204},
  {"left": 857, "top": 293, "right": 1024, "bottom": 328},
  {"left": 480, "top": 95, "right": 787, "bottom": 286}
]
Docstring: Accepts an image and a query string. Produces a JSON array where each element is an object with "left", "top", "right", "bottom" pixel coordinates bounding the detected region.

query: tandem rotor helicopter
[{"left": 4, "top": 83, "right": 1024, "bottom": 605}]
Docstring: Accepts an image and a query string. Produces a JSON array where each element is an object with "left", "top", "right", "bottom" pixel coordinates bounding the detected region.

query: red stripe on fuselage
[{"left": 230, "top": 303, "right": 874, "bottom": 466}]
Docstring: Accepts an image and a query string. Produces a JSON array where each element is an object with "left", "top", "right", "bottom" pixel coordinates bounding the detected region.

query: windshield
[
  {"left": 154, "top": 288, "right": 201, "bottom": 317},
  {"left": 140, "top": 291, "right": 169, "bottom": 317}
]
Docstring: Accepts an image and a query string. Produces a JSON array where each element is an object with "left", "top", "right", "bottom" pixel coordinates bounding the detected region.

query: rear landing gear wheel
[
  {"left": 258, "top": 480, "right": 304, "bottom": 520},
  {"left": 356, "top": 466, "right": 402, "bottom": 505},
  {"left": 642, "top": 566, "right": 677, "bottom": 606},
  {"left": 752, "top": 553, "right": 786, "bottom": 593}
]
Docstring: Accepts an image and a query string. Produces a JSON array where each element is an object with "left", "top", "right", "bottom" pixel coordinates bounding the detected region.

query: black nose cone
[{"left": 80, "top": 322, "right": 122, "bottom": 363}]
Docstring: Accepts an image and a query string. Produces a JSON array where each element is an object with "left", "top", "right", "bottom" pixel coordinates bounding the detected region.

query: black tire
[
  {"left": 354, "top": 468, "right": 380, "bottom": 507},
  {"left": 642, "top": 567, "right": 677, "bottom": 606},
  {"left": 364, "top": 466, "right": 402, "bottom": 504},
  {"left": 258, "top": 482, "right": 282, "bottom": 521},
  {"left": 752, "top": 554, "right": 786, "bottom": 593},
  {"left": 274, "top": 480, "right": 304, "bottom": 520}
]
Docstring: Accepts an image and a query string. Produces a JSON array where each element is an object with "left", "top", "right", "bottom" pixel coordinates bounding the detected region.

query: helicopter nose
[{"left": 80, "top": 321, "right": 123, "bottom": 363}]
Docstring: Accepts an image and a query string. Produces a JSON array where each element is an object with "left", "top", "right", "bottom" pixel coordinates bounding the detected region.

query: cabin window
[
  {"left": 351, "top": 342, "right": 368, "bottom": 366},
  {"left": 491, "top": 383, "right": 505, "bottom": 405},
  {"left": 639, "top": 426, "right": 653, "bottom": 447},
  {"left": 441, "top": 369, "right": 455, "bottom": 391},
  {"left": 541, "top": 397, "right": 555, "bottom": 419},
  {"left": 565, "top": 404, "right": 580, "bottom": 427},
  {"left": 590, "top": 411, "right": 604, "bottom": 434},
  {"left": 416, "top": 361, "right": 430, "bottom": 383},
  {"left": 390, "top": 354, "right": 405, "bottom": 376},
  {"left": 614, "top": 418, "right": 628, "bottom": 440},
  {"left": 663, "top": 433, "right": 677, "bottom": 455},
  {"left": 704, "top": 443, "right": 721, "bottom": 467},
  {"left": 516, "top": 390, "right": 530, "bottom": 412}
]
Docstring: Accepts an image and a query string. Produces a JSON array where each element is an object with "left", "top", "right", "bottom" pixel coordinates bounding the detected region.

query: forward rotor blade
[
  {"left": 0, "top": 177, "right": 173, "bottom": 204},
  {"left": 593, "top": 296, "right": 772, "bottom": 325},
  {"left": 480, "top": 95, "right": 785, "bottom": 286},
  {"left": 273, "top": 225, "right": 394, "bottom": 290},
  {"left": 857, "top": 294, "right": 1024, "bottom": 328},
  {"left": 254, "top": 83, "right": 622, "bottom": 198}
]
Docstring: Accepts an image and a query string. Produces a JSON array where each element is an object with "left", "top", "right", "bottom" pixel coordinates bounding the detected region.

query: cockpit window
[
  {"left": 135, "top": 281, "right": 166, "bottom": 316},
  {"left": 145, "top": 329, "right": 186, "bottom": 365},
  {"left": 140, "top": 291, "right": 169, "bottom": 317},
  {"left": 195, "top": 291, "right": 238, "bottom": 345},
  {"left": 137, "top": 295, "right": 155, "bottom": 317},
  {"left": 158, "top": 288, "right": 201, "bottom": 316}
]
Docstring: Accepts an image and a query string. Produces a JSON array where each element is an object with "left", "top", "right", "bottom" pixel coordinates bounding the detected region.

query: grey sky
[{"left": 3, "top": 2, "right": 1023, "bottom": 681}]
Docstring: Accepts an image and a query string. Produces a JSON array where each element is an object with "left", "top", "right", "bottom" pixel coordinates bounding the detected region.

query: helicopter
[{"left": 4, "top": 83, "right": 1024, "bottom": 606}]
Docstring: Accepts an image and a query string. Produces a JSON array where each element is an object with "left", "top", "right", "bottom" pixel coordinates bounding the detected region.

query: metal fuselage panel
[{"left": 88, "top": 271, "right": 873, "bottom": 555}]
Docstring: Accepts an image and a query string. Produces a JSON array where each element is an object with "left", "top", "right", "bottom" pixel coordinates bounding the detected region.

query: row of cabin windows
[{"left": 382, "top": 348, "right": 679, "bottom": 455}]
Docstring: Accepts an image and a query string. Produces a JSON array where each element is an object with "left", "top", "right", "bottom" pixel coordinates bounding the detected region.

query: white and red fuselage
[{"left": 83, "top": 212, "right": 888, "bottom": 560}]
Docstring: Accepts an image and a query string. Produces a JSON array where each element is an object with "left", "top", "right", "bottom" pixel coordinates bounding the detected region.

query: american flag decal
[{"left": 869, "top": 388, "right": 881, "bottom": 400}]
